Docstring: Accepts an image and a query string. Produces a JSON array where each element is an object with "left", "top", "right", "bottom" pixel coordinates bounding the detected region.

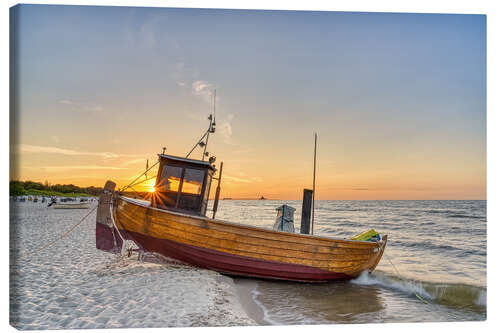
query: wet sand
[{"left": 232, "top": 278, "right": 268, "bottom": 325}]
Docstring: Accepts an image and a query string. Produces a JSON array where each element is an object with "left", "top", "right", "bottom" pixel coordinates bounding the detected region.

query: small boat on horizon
[{"left": 95, "top": 102, "right": 387, "bottom": 282}]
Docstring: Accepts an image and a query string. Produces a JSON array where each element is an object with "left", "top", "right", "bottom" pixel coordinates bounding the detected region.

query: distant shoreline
[
  {"left": 12, "top": 189, "right": 93, "bottom": 198},
  {"left": 10, "top": 180, "right": 101, "bottom": 197}
]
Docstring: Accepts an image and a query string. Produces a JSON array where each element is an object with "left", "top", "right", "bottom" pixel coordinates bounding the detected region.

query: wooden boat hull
[
  {"left": 122, "top": 229, "right": 352, "bottom": 281},
  {"left": 104, "top": 194, "right": 387, "bottom": 282}
]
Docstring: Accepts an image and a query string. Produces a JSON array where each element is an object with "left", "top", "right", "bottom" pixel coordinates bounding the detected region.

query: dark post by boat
[{"left": 300, "top": 189, "right": 313, "bottom": 234}]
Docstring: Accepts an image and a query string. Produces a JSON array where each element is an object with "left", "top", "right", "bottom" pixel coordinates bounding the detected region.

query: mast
[{"left": 311, "top": 133, "right": 317, "bottom": 235}]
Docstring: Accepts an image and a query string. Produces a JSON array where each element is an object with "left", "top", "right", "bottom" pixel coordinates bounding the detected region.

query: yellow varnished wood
[{"left": 118, "top": 207, "right": 374, "bottom": 259}]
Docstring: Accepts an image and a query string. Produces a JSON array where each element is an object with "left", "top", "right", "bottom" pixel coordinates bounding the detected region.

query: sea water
[
  {"left": 215, "top": 200, "right": 487, "bottom": 324},
  {"left": 10, "top": 200, "right": 486, "bottom": 328}
]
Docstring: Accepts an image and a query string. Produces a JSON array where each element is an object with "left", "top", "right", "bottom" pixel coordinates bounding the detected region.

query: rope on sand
[{"left": 17, "top": 205, "right": 98, "bottom": 260}]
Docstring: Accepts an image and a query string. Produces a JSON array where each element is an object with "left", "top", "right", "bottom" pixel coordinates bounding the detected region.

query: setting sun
[{"left": 147, "top": 180, "right": 156, "bottom": 193}]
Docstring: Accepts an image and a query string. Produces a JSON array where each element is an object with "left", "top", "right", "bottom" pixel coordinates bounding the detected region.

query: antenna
[
  {"left": 202, "top": 89, "right": 216, "bottom": 160},
  {"left": 213, "top": 89, "right": 216, "bottom": 128},
  {"left": 186, "top": 89, "right": 217, "bottom": 160}
]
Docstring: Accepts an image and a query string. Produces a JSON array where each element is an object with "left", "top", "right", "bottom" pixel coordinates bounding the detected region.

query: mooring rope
[
  {"left": 384, "top": 251, "right": 428, "bottom": 304},
  {"left": 17, "top": 205, "right": 98, "bottom": 260}
]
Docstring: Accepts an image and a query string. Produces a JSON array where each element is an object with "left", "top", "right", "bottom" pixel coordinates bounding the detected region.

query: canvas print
[{"left": 9, "top": 4, "right": 486, "bottom": 329}]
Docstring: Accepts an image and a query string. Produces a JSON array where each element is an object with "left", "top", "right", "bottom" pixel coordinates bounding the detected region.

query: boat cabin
[{"left": 151, "top": 154, "right": 215, "bottom": 216}]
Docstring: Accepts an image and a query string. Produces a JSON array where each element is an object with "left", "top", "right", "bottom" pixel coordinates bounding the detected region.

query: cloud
[
  {"left": 39, "top": 165, "right": 129, "bottom": 172},
  {"left": 59, "top": 99, "right": 78, "bottom": 105},
  {"left": 224, "top": 175, "right": 251, "bottom": 183},
  {"left": 59, "top": 99, "right": 105, "bottom": 113},
  {"left": 191, "top": 80, "right": 216, "bottom": 104},
  {"left": 224, "top": 174, "right": 263, "bottom": 184},
  {"left": 220, "top": 113, "right": 235, "bottom": 144},
  {"left": 16, "top": 144, "right": 142, "bottom": 159},
  {"left": 192, "top": 80, "right": 212, "bottom": 93},
  {"left": 51, "top": 136, "right": 60, "bottom": 143},
  {"left": 122, "top": 158, "right": 148, "bottom": 166}
]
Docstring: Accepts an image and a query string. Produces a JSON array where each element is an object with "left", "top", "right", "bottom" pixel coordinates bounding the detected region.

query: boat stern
[
  {"left": 96, "top": 180, "right": 123, "bottom": 254},
  {"left": 369, "top": 235, "right": 388, "bottom": 273}
]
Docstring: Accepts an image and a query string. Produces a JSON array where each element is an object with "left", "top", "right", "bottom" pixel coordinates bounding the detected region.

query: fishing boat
[
  {"left": 52, "top": 202, "right": 90, "bottom": 209},
  {"left": 96, "top": 101, "right": 387, "bottom": 282}
]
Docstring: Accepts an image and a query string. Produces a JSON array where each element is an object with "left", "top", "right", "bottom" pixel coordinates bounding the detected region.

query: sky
[{"left": 9, "top": 4, "right": 486, "bottom": 200}]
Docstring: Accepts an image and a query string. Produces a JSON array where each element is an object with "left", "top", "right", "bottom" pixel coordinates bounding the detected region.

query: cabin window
[
  {"left": 157, "top": 165, "right": 183, "bottom": 206},
  {"left": 181, "top": 168, "right": 204, "bottom": 195},
  {"left": 158, "top": 165, "right": 182, "bottom": 191},
  {"left": 178, "top": 168, "right": 205, "bottom": 211}
]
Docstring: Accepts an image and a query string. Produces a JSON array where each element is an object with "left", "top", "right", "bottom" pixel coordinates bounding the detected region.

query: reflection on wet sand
[{"left": 234, "top": 278, "right": 384, "bottom": 325}]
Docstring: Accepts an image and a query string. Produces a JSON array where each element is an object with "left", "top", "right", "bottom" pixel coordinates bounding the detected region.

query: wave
[
  {"left": 390, "top": 239, "right": 458, "bottom": 251},
  {"left": 419, "top": 209, "right": 483, "bottom": 220},
  {"left": 392, "top": 239, "right": 486, "bottom": 257},
  {"left": 446, "top": 214, "right": 483, "bottom": 219},
  {"left": 389, "top": 239, "right": 485, "bottom": 256},
  {"left": 421, "top": 209, "right": 457, "bottom": 214},
  {"left": 328, "top": 208, "right": 367, "bottom": 212},
  {"left": 351, "top": 271, "right": 486, "bottom": 312}
]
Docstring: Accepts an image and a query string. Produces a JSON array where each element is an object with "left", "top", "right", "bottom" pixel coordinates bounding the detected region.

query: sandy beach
[{"left": 10, "top": 201, "right": 256, "bottom": 329}]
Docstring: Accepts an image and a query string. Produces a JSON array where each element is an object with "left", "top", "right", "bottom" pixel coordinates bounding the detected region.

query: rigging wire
[
  {"left": 186, "top": 131, "right": 209, "bottom": 159},
  {"left": 124, "top": 176, "right": 157, "bottom": 190},
  {"left": 121, "top": 160, "right": 160, "bottom": 192}
]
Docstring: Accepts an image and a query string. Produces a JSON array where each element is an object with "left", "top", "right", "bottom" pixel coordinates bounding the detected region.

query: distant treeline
[{"left": 10, "top": 180, "right": 103, "bottom": 197}]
